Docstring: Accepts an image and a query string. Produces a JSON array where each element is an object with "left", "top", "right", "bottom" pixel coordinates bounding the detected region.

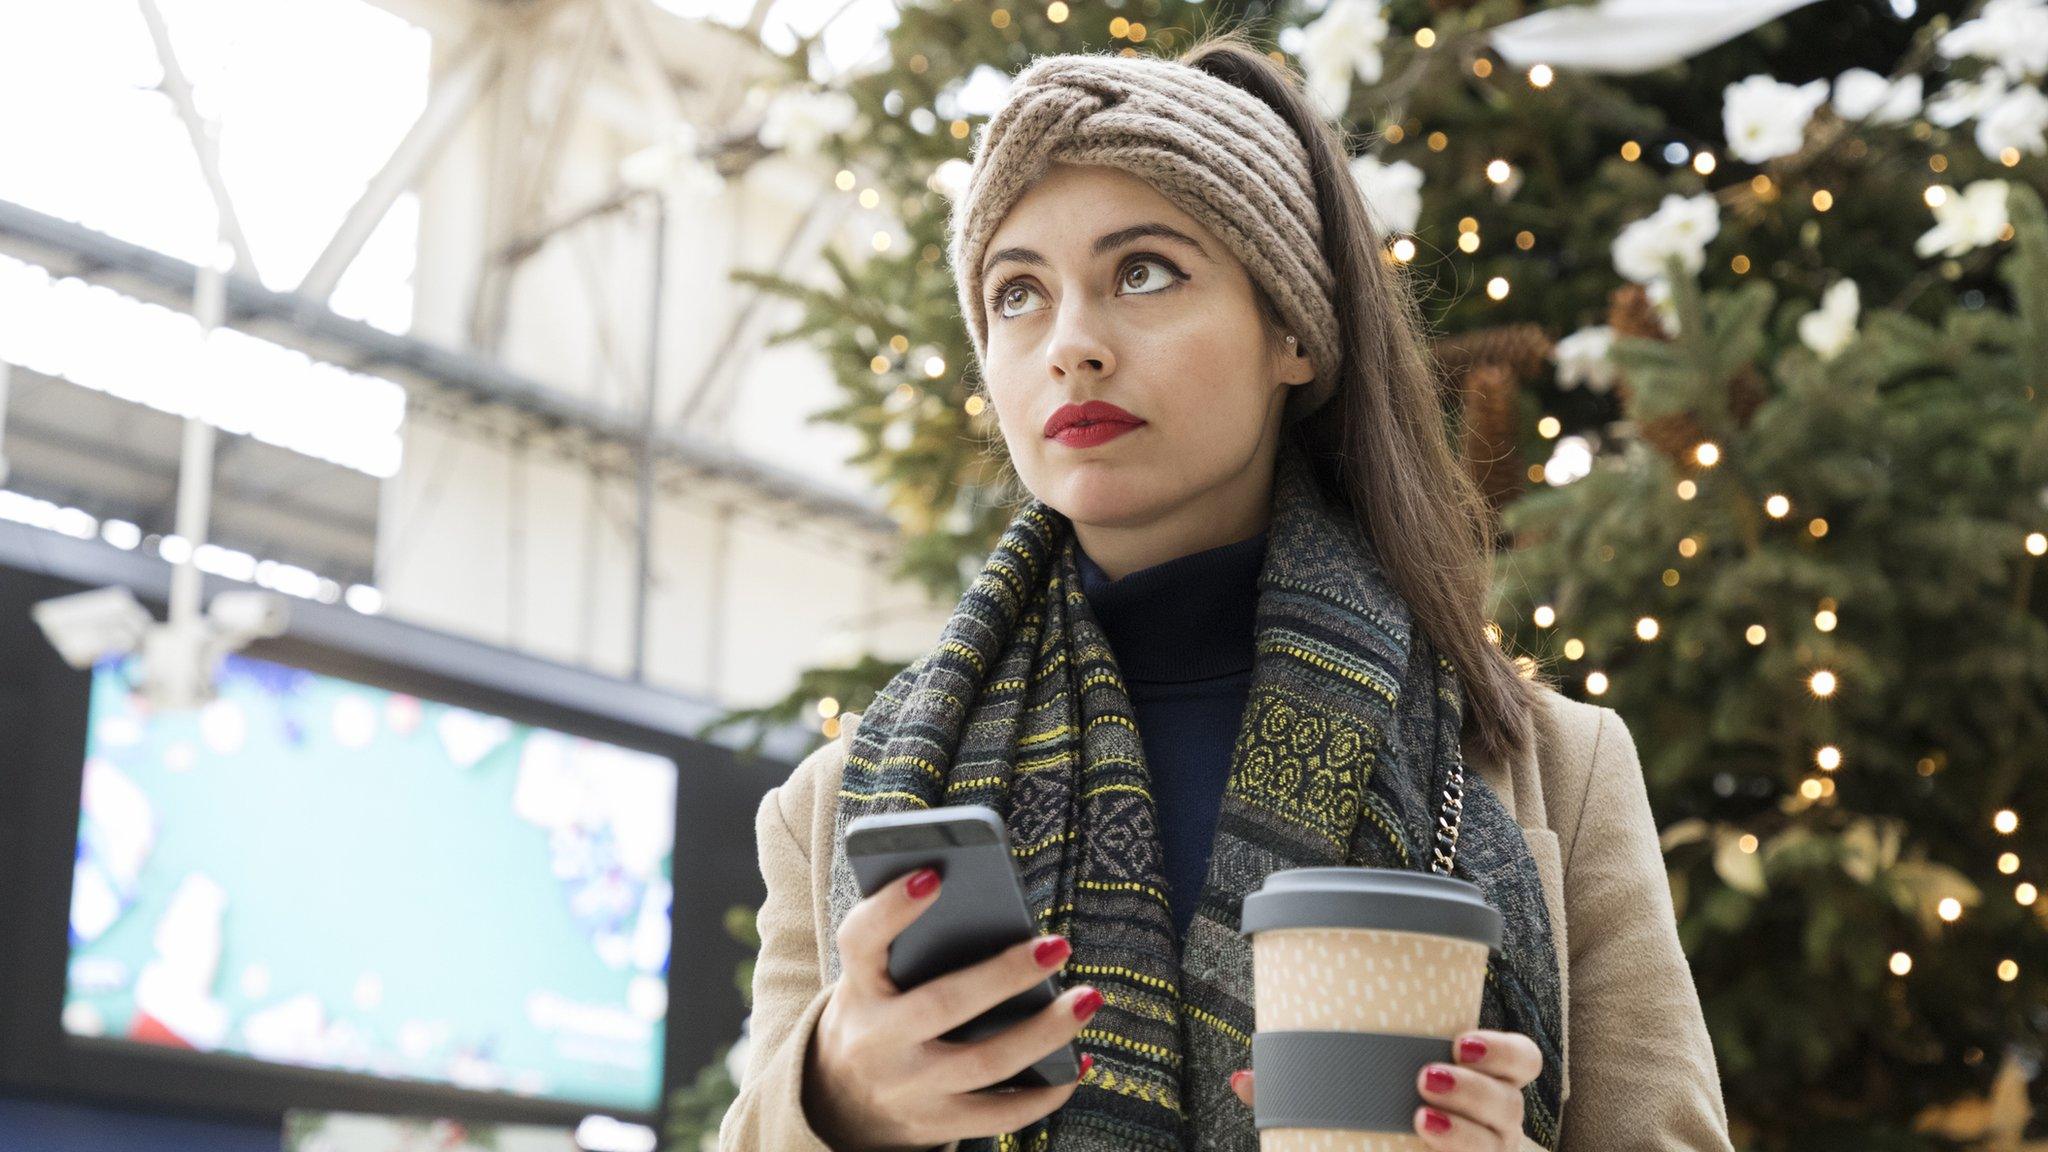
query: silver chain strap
[{"left": 1427, "top": 753, "right": 1467, "bottom": 875}]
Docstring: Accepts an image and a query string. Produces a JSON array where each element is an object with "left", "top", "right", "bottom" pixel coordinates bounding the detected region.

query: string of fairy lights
[
  {"left": 799, "top": 10, "right": 2041, "bottom": 986},
  {"left": 1509, "top": 436, "right": 2040, "bottom": 986}
]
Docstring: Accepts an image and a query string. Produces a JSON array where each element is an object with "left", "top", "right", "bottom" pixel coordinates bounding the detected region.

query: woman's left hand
[{"left": 1228, "top": 1028, "right": 1541, "bottom": 1149}]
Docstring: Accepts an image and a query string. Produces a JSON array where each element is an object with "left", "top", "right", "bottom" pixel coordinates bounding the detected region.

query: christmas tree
[{"left": 705, "top": 0, "right": 2048, "bottom": 1145}]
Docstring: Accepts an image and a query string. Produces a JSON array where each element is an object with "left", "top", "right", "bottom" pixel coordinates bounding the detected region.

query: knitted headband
[{"left": 946, "top": 51, "right": 1343, "bottom": 425}]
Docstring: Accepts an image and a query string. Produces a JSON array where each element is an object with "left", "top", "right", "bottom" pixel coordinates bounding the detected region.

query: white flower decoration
[
  {"left": 1722, "top": 74, "right": 1831, "bottom": 164},
  {"left": 1831, "top": 68, "right": 1922, "bottom": 125},
  {"left": 1348, "top": 154, "right": 1424, "bottom": 234},
  {"left": 759, "top": 87, "right": 859, "bottom": 158},
  {"left": 1927, "top": 67, "right": 2013, "bottom": 128},
  {"left": 928, "top": 157, "right": 973, "bottom": 202},
  {"left": 1977, "top": 85, "right": 2048, "bottom": 158},
  {"left": 1915, "top": 179, "right": 2013, "bottom": 259},
  {"left": 1299, "top": 0, "right": 1390, "bottom": 119},
  {"left": 1613, "top": 192, "right": 1721, "bottom": 286},
  {"left": 1937, "top": 0, "right": 2048, "bottom": 81},
  {"left": 618, "top": 122, "right": 725, "bottom": 197},
  {"left": 1552, "top": 325, "right": 1620, "bottom": 393},
  {"left": 1644, "top": 277, "right": 1681, "bottom": 337},
  {"left": 1797, "top": 279, "right": 1860, "bottom": 362}
]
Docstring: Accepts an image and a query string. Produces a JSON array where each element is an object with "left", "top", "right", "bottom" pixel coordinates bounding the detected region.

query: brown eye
[{"left": 1121, "top": 257, "right": 1180, "bottom": 295}]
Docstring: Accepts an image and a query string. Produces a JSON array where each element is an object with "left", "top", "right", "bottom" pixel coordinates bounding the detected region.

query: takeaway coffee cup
[{"left": 1238, "top": 866, "right": 1502, "bottom": 1150}]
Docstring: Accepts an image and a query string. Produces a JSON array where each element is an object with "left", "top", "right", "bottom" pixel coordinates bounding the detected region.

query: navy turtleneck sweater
[{"left": 1076, "top": 526, "right": 1268, "bottom": 942}]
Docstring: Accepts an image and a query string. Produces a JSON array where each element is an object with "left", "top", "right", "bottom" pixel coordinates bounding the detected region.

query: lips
[
  {"left": 1045, "top": 399, "right": 1144, "bottom": 438},
  {"left": 1050, "top": 420, "right": 1142, "bottom": 447}
]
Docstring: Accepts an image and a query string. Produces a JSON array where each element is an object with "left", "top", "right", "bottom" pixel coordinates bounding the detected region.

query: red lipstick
[{"left": 1045, "top": 399, "right": 1145, "bottom": 447}]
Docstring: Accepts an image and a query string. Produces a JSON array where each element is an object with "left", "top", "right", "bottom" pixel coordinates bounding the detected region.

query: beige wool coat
[{"left": 720, "top": 684, "right": 1737, "bottom": 1152}]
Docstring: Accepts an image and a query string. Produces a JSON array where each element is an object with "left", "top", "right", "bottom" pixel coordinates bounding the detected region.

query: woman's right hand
[{"left": 802, "top": 864, "right": 1101, "bottom": 1152}]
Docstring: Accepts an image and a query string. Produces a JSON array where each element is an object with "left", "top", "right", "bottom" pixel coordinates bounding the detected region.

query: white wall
[{"left": 377, "top": 7, "right": 952, "bottom": 709}]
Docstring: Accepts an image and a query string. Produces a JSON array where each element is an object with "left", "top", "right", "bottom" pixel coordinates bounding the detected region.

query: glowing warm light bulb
[
  {"left": 1994, "top": 809, "right": 2019, "bottom": 834},
  {"left": 1487, "top": 276, "right": 1510, "bottom": 299},
  {"left": 1746, "top": 624, "right": 1767, "bottom": 645},
  {"left": 1694, "top": 442, "right": 1720, "bottom": 467},
  {"left": 1765, "top": 494, "right": 1790, "bottom": 518},
  {"left": 1809, "top": 670, "right": 1836, "bottom": 697},
  {"left": 1636, "top": 617, "right": 1659, "bottom": 641},
  {"left": 1997, "top": 852, "right": 2019, "bottom": 874},
  {"left": 1533, "top": 605, "right": 1555, "bottom": 628},
  {"left": 1528, "top": 64, "right": 1552, "bottom": 87},
  {"left": 1738, "top": 834, "right": 1758, "bottom": 853},
  {"left": 1585, "top": 671, "right": 1608, "bottom": 695},
  {"left": 2018, "top": 882, "right": 2039, "bottom": 905},
  {"left": 1816, "top": 745, "right": 1840, "bottom": 771},
  {"left": 1938, "top": 897, "right": 1962, "bottom": 922},
  {"left": 1889, "top": 951, "right": 1912, "bottom": 976},
  {"left": 1998, "top": 959, "right": 2019, "bottom": 981},
  {"left": 2027, "top": 532, "right": 2046, "bottom": 556},
  {"left": 1487, "top": 159, "right": 1513, "bottom": 184},
  {"left": 1814, "top": 609, "right": 1837, "bottom": 632}
]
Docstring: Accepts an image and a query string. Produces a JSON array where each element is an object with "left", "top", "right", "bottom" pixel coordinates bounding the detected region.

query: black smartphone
[{"left": 845, "top": 804, "right": 1082, "bottom": 1091}]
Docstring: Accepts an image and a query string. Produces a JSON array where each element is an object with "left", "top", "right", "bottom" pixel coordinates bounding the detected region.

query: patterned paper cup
[{"left": 1239, "top": 867, "right": 1502, "bottom": 1151}]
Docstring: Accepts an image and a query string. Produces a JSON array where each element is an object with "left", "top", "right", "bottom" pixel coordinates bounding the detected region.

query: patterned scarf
[{"left": 820, "top": 437, "right": 1564, "bottom": 1150}]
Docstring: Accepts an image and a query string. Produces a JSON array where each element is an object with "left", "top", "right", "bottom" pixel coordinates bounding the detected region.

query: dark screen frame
[{"left": 0, "top": 528, "right": 801, "bottom": 1133}]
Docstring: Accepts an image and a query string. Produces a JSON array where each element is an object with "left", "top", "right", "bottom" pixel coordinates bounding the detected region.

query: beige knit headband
[{"left": 946, "top": 51, "right": 1342, "bottom": 424}]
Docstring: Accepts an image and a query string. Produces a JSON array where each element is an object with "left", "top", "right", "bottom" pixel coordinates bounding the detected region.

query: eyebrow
[{"left": 980, "top": 223, "right": 1210, "bottom": 280}]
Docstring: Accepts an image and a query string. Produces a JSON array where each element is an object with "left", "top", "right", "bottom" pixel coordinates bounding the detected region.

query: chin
[{"left": 1033, "top": 464, "right": 1171, "bottom": 528}]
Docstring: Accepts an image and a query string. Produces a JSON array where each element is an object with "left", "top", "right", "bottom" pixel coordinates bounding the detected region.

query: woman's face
[{"left": 978, "top": 162, "right": 1316, "bottom": 577}]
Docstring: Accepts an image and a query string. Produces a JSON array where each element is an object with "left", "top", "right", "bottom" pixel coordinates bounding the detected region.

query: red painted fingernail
[
  {"left": 1425, "top": 1066, "right": 1455, "bottom": 1093},
  {"left": 1422, "top": 1107, "right": 1452, "bottom": 1134},
  {"left": 1079, "top": 1054, "right": 1093, "bottom": 1076},
  {"left": 1072, "top": 987, "right": 1104, "bottom": 1021},
  {"left": 905, "top": 867, "right": 940, "bottom": 898},
  {"left": 1034, "top": 936, "right": 1071, "bottom": 968},
  {"left": 1457, "top": 1036, "right": 1487, "bottom": 1064}
]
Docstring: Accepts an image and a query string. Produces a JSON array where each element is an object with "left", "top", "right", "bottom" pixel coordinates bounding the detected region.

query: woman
[{"left": 721, "top": 28, "right": 1733, "bottom": 1152}]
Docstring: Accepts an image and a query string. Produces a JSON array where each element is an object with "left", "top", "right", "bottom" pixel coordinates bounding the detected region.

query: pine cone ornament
[
  {"left": 1435, "top": 322, "right": 1554, "bottom": 386},
  {"left": 1459, "top": 362, "right": 1525, "bottom": 511},
  {"left": 1608, "top": 281, "right": 1666, "bottom": 342}
]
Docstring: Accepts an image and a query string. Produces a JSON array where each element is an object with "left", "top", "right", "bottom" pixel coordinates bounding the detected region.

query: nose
[{"left": 1044, "top": 296, "right": 1115, "bottom": 380}]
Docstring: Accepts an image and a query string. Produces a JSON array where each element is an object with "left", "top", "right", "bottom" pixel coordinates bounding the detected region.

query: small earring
[{"left": 1285, "top": 334, "right": 1296, "bottom": 345}]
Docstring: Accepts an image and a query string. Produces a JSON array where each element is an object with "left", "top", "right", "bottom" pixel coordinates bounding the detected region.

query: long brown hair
[
  {"left": 1176, "top": 25, "right": 1556, "bottom": 770},
  {"left": 966, "top": 24, "right": 1556, "bottom": 771}
]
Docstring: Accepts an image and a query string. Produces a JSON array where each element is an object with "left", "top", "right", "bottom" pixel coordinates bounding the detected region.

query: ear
[{"left": 1273, "top": 334, "right": 1316, "bottom": 388}]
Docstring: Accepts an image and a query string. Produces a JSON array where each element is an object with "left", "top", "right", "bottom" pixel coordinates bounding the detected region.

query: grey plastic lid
[{"left": 1239, "top": 866, "right": 1502, "bottom": 949}]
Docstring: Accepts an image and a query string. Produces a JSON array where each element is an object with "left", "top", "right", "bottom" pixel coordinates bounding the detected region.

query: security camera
[
  {"left": 207, "top": 589, "right": 290, "bottom": 646},
  {"left": 31, "top": 586, "right": 155, "bottom": 670}
]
